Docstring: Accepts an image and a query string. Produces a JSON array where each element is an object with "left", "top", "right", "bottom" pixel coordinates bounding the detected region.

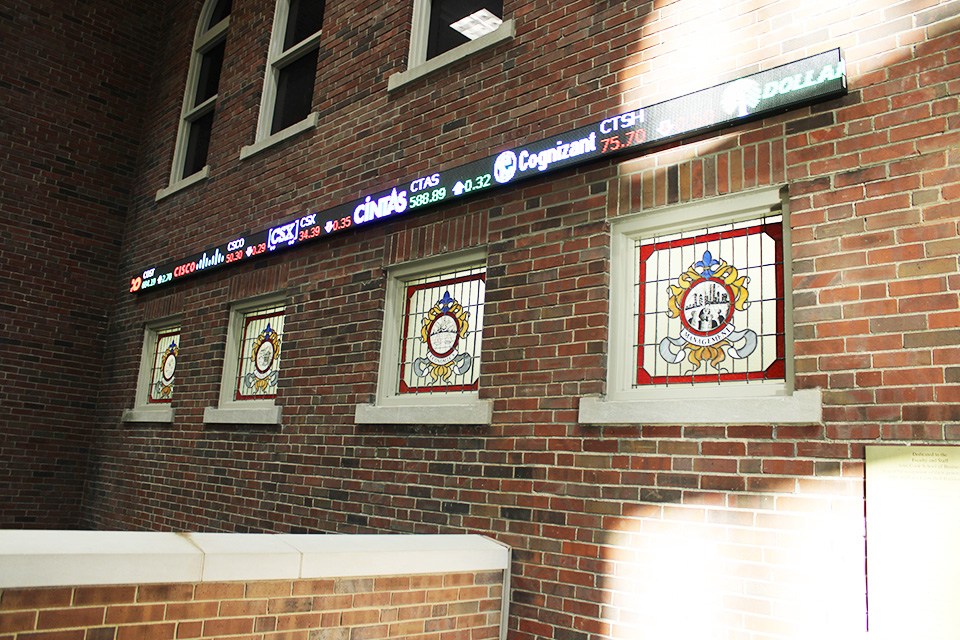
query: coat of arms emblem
[{"left": 658, "top": 249, "right": 757, "bottom": 372}]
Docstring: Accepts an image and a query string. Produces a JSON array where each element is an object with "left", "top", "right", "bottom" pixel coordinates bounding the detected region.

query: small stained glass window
[
  {"left": 149, "top": 327, "right": 180, "bottom": 403},
  {"left": 398, "top": 266, "right": 485, "bottom": 394},
  {"left": 635, "top": 214, "right": 784, "bottom": 386},
  {"left": 234, "top": 304, "right": 285, "bottom": 400}
]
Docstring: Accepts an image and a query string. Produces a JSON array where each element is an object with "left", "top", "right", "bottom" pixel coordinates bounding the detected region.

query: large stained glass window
[
  {"left": 234, "top": 304, "right": 285, "bottom": 400},
  {"left": 148, "top": 327, "right": 180, "bottom": 403},
  {"left": 398, "top": 265, "right": 485, "bottom": 394},
  {"left": 634, "top": 214, "right": 784, "bottom": 387}
]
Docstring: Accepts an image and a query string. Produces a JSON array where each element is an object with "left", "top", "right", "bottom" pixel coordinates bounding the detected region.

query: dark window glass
[
  {"left": 183, "top": 110, "right": 215, "bottom": 178},
  {"left": 271, "top": 47, "right": 319, "bottom": 133},
  {"left": 427, "top": 0, "right": 502, "bottom": 60},
  {"left": 283, "top": 0, "right": 324, "bottom": 50},
  {"left": 207, "top": 0, "right": 232, "bottom": 28},
  {"left": 195, "top": 40, "right": 225, "bottom": 106}
]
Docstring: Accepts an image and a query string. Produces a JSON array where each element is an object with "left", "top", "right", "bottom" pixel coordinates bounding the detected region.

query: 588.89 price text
[{"left": 409, "top": 187, "right": 447, "bottom": 209}]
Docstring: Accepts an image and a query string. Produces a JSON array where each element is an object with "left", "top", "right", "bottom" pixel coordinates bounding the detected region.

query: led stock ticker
[{"left": 130, "top": 49, "right": 846, "bottom": 294}]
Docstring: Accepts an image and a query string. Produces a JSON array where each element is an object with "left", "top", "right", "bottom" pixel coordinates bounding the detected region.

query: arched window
[{"left": 158, "top": 0, "right": 230, "bottom": 199}]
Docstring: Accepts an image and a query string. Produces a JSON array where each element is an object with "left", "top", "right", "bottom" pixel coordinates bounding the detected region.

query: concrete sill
[{"left": 0, "top": 531, "right": 511, "bottom": 588}]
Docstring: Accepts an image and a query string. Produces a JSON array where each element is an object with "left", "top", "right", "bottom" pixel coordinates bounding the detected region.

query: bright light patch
[{"left": 450, "top": 9, "right": 502, "bottom": 40}]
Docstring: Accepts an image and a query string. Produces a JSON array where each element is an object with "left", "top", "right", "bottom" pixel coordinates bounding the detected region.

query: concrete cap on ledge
[{"left": 0, "top": 530, "right": 510, "bottom": 588}]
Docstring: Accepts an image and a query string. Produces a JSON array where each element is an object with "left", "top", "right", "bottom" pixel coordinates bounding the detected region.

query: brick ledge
[{"left": 0, "top": 531, "right": 510, "bottom": 588}]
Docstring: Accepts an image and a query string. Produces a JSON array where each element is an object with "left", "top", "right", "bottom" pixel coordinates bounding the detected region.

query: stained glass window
[
  {"left": 398, "top": 266, "right": 485, "bottom": 394},
  {"left": 148, "top": 327, "right": 180, "bottom": 403},
  {"left": 234, "top": 304, "right": 285, "bottom": 400},
  {"left": 634, "top": 214, "right": 784, "bottom": 386}
]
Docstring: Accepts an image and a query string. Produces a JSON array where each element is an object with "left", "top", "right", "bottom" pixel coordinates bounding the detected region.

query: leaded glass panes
[
  {"left": 148, "top": 327, "right": 180, "bottom": 403},
  {"left": 234, "top": 304, "right": 285, "bottom": 400},
  {"left": 635, "top": 214, "right": 784, "bottom": 386},
  {"left": 398, "top": 266, "right": 485, "bottom": 394}
]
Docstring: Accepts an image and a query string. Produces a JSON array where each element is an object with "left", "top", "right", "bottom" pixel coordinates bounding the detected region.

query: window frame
[
  {"left": 579, "top": 186, "right": 821, "bottom": 425},
  {"left": 387, "top": 0, "right": 515, "bottom": 91},
  {"left": 240, "top": 0, "right": 323, "bottom": 160},
  {"left": 156, "top": 0, "right": 231, "bottom": 201},
  {"left": 203, "top": 295, "right": 286, "bottom": 425},
  {"left": 355, "top": 248, "right": 492, "bottom": 425},
  {"left": 123, "top": 318, "right": 182, "bottom": 424}
]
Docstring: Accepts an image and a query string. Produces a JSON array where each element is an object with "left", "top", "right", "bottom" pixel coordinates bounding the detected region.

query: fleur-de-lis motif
[{"left": 694, "top": 250, "right": 720, "bottom": 278}]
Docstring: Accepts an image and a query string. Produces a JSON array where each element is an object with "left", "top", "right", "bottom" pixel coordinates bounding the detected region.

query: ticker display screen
[{"left": 129, "top": 49, "right": 845, "bottom": 294}]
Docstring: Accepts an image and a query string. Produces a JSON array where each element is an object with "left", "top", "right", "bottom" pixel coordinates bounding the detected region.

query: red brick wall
[
  {"left": 0, "top": 0, "right": 161, "bottom": 527},
  {"left": 4, "top": 0, "right": 959, "bottom": 639},
  {"left": 0, "top": 571, "right": 504, "bottom": 640}
]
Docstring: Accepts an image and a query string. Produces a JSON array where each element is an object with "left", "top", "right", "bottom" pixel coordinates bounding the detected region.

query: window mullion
[
  {"left": 183, "top": 94, "right": 217, "bottom": 122},
  {"left": 273, "top": 29, "right": 323, "bottom": 68},
  {"left": 195, "top": 17, "right": 229, "bottom": 52}
]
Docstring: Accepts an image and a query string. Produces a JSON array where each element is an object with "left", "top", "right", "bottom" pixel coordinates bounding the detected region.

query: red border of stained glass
[{"left": 637, "top": 220, "right": 784, "bottom": 386}]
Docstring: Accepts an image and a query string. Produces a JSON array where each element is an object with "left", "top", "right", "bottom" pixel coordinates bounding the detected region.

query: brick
[
  {"left": 194, "top": 583, "right": 246, "bottom": 602},
  {"left": 897, "top": 258, "right": 959, "bottom": 278},
  {"left": 345, "top": 625, "right": 388, "bottom": 640},
  {"left": 275, "top": 612, "right": 324, "bottom": 631},
  {"left": 221, "top": 599, "right": 268, "bottom": 616},
  {"left": 340, "top": 609, "right": 380, "bottom": 627},
  {"left": 74, "top": 588, "right": 137, "bottom": 607},
  {"left": 313, "top": 595, "right": 353, "bottom": 611},
  {"left": 38, "top": 608, "right": 105, "bottom": 630},
  {"left": 903, "top": 329, "right": 960, "bottom": 348},
  {"left": 246, "top": 582, "right": 293, "bottom": 599},
  {"left": 86, "top": 628, "right": 117, "bottom": 640},
  {"left": 201, "top": 616, "right": 255, "bottom": 636},
  {"left": 309, "top": 630, "right": 349, "bottom": 640},
  {"left": 136, "top": 585, "right": 194, "bottom": 604},
  {"left": 0, "top": 610, "right": 37, "bottom": 634},
  {"left": 18, "top": 632, "right": 85, "bottom": 640},
  {"left": 164, "top": 601, "right": 219, "bottom": 621},
  {"left": 105, "top": 604, "right": 166, "bottom": 625},
  {"left": 115, "top": 624, "right": 176, "bottom": 640},
  {"left": 902, "top": 404, "right": 960, "bottom": 421},
  {"left": 291, "top": 581, "right": 336, "bottom": 597},
  {"left": 176, "top": 621, "right": 202, "bottom": 639},
  {"left": 333, "top": 580, "right": 373, "bottom": 595},
  {"left": 0, "top": 589, "right": 73, "bottom": 611}
]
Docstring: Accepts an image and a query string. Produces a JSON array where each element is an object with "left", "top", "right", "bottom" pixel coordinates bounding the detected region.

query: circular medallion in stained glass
[
  {"left": 255, "top": 340, "right": 276, "bottom": 373},
  {"left": 427, "top": 312, "right": 460, "bottom": 358},
  {"left": 161, "top": 352, "right": 177, "bottom": 383},
  {"left": 680, "top": 278, "right": 734, "bottom": 338}
]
